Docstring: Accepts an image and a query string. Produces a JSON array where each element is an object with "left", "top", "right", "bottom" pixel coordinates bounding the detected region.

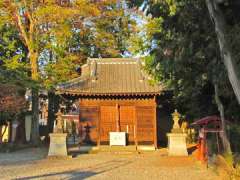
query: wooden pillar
[
  {"left": 116, "top": 104, "right": 120, "bottom": 132},
  {"left": 153, "top": 97, "right": 157, "bottom": 149},
  {"left": 134, "top": 106, "right": 138, "bottom": 149},
  {"left": 97, "top": 106, "right": 101, "bottom": 147}
]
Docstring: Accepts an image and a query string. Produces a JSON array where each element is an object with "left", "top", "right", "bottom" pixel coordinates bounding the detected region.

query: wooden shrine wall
[
  {"left": 79, "top": 98, "right": 157, "bottom": 146},
  {"left": 136, "top": 106, "right": 155, "bottom": 145},
  {"left": 100, "top": 106, "right": 116, "bottom": 143},
  {"left": 119, "top": 106, "right": 135, "bottom": 144}
]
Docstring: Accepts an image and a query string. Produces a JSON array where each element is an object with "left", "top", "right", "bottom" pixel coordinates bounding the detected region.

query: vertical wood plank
[
  {"left": 135, "top": 106, "right": 138, "bottom": 148},
  {"left": 116, "top": 104, "right": 120, "bottom": 132},
  {"left": 97, "top": 106, "right": 101, "bottom": 147},
  {"left": 119, "top": 106, "right": 135, "bottom": 142},
  {"left": 100, "top": 106, "right": 116, "bottom": 142}
]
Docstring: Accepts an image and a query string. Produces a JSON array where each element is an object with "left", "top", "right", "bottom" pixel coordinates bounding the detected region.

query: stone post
[
  {"left": 11, "top": 120, "right": 19, "bottom": 143},
  {"left": 25, "top": 114, "right": 32, "bottom": 142}
]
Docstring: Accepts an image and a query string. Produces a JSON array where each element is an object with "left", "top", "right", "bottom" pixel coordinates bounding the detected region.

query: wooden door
[
  {"left": 119, "top": 106, "right": 135, "bottom": 144},
  {"left": 136, "top": 107, "right": 154, "bottom": 145},
  {"left": 100, "top": 106, "right": 116, "bottom": 142}
]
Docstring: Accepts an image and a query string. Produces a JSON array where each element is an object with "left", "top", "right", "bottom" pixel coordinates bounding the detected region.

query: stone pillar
[
  {"left": 167, "top": 133, "right": 188, "bottom": 156},
  {"left": 11, "top": 120, "right": 18, "bottom": 143},
  {"left": 48, "top": 133, "right": 68, "bottom": 156},
  {"left": 167, "top": 110, "right": 188, "bottom": 156}
]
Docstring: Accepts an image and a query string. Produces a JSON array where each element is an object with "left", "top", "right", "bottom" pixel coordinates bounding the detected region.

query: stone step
[
  {"left": 99, "top": 145, "right": 137, "bottom": 152},
  {"left": 68, "top": 145, "right": 156, "bottom": 156}
]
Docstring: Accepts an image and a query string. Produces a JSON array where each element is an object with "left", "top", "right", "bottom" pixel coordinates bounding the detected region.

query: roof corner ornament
[
  {"left": 139, "top": 71, "right": 145, "bottom": 82},
  {"left": 91, "top": 60, "right": 97, "bottom": 81},
  {"left": 138, "top": 60, "right": 145, "bottom": 82}
]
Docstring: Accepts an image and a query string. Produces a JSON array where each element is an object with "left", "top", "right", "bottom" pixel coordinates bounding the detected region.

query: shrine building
[{"left": 56, "top": 58, "right": 170, "bottom": 149}]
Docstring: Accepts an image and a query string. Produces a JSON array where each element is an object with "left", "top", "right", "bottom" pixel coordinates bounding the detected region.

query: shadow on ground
[
  {"left": 0, "top": 147, "right": 48, "bottom": 166},
  {"left": 15, "top": 159, "right": 133, "bottom": 180},
  {"left": 15, "top": 170, "right": 97, "bottom": 180}
]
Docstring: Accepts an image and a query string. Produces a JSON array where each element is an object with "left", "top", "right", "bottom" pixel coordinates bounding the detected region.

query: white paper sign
[{"left": 109, "top": 132, "right": 126, "bottom": 146}]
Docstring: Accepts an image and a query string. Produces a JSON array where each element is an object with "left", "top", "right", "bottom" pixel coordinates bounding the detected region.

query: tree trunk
[
  {"left": 30, "top": 51, "right": 39, "bottom": 81},
  {"left": 31, "top": 88, "right": 40, "bottom": 145},
  {"left": 206, "top": 0, "right": 240, "bottom": 104},
  {"left": 214, "top": 83, "right": 231, "bottom": 154},
  {"left": 0, "top": 126, "right": 2, "bottom": 143},
  {"left": 29, "top": 50, "right": 40, "bottom": 145},
  {"left": 47, "top": 91, "right": 57, "bottom": 135}
]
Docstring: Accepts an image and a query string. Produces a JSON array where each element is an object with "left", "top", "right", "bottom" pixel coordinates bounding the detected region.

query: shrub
[{"left": 229, "top": 124, "right": 240, "bottom": 153}]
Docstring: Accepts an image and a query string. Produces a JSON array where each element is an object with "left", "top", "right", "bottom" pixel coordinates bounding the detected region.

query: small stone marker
[{"left": 167, "top": 109, "right": 188, "bottom": 156}]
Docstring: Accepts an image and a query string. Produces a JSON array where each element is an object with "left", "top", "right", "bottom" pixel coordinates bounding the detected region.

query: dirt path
[{"left": 0, "top": 148, "right": 220, "bottom": 180}]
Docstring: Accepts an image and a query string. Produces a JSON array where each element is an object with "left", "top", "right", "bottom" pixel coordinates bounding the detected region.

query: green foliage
[
  {"left": 142, "top": 1, "right": 219, "bottom": 118},
  {"left": 0, "top": 24, "right": 27, "bottom": 70},
  {"left": 0, "top": 22, "right": 34, "bottom": 88},
  {"left": 0, "top": 0, "right": 138, "bottom": 90},
  {"left": 129, "top": 0, "right": 240, "bottom": 120},
  {"left": 126, "top": 0, "right": 144, "bottom": 8},
  {"left": 0, "top": 112, "right": 12, "bottom": 126},
  {"left": 229, "top": 124, "right": 240, "bottom": 153},
  {"left": 223, "top": 151, "right": 234, "bottom": 168},
  {"left": 43, "top": 54, "right": 80, "bottom": 89}
]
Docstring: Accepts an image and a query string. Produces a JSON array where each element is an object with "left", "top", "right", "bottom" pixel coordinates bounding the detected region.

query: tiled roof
[{"left": 56, "top": 58, "right": 163, "bottom": 96}]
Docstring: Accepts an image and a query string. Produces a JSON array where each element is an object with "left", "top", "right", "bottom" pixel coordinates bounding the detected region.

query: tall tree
[
  {"left": 0, "top": 0, "right": 101, "bottom": 144},
  {"left": 206, "top": 0, "right": 240, "bottom": 105},
  {"left": 42, "top": 0, "right": 137, "bottom": 89},
  {"left": 128, "top": 0, "right": 240, "bottom": 153},
  {"left": 1, "top": 0, "right": 138, "bottom": 142}
]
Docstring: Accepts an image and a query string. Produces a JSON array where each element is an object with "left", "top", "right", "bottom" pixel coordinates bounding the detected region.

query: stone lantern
[
  {"left": 171, "top": 109, "right": 182, "bottom": 133},
  {"left": 48, "top": 109, "right": 68, "bottom": 156},
  {"left": 53, "top": 110, "right": 64, "bottom": 133},
  {"left": 167, "top": 109, "right": 188, "bottom": 156}
]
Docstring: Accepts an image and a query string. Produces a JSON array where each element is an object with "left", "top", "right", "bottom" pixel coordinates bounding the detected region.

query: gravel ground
[{"left": 0, "top": 148, "right": 220, "bottom": 180}]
